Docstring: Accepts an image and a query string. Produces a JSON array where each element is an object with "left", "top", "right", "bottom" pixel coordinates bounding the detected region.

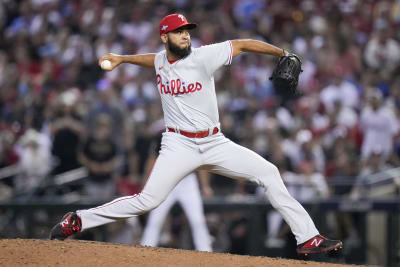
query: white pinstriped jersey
[{"left": 154, "top": 41, "right": 233, "bottom": 131}]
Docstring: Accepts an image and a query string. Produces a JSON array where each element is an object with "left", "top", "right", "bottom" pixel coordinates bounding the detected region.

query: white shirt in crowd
[
  {"left": 284, "top": 171, "right": 330, "bottom": 202},
  {"left": 320, "top": 80, "right": 359, "bottom": 112},
  {"left": 360, "top": 106, "right": 399, "bottom": 159},
  {"left": 364, "top": 36, "right": 400, "bottom": 71}
]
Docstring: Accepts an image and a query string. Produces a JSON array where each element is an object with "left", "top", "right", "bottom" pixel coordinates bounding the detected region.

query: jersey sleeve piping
[{"left": 228, "top": 40, "right": 233, "bottom": 65}]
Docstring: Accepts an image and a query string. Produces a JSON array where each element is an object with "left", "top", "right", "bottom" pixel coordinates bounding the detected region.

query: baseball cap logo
[
  {"left": 178, "top": 14, "right": 185, "bottom": 22},
  {"left": 161, "top": 25, "right": 168, "bottom": 31}
]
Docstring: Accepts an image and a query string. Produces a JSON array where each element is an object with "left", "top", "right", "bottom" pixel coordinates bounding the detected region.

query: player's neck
[{"left": 166, "top": 51, "right": 180, "bottom": 64}]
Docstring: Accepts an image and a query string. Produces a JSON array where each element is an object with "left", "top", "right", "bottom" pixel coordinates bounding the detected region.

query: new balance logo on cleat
[
  {"left": 297, "top": 234, "right": 343, "bottom": 255},
  {"left": 310, "top": 237, "right": 323, "bottom": 247}
]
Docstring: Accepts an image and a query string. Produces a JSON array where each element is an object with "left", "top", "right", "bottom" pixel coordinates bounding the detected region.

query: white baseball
[{"left": 101, "top": 60, "right": 112, "bottom": 70}]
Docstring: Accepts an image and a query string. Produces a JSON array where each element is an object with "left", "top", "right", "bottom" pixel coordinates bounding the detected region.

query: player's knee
[
  {"left": 146, "top": 202, "right": 159, "bottom": 211},
  {"left": 269, "top": 164, "right": 281, "bottom": 178},
  {"left": 147, "top": 198, "right": 164, "bottom": 211},
  {"left": 258, "top": 163, "right": 281, "bottom": 188},
  {"left": 137, "top": 193, "right": 164, "bottom": 211}
]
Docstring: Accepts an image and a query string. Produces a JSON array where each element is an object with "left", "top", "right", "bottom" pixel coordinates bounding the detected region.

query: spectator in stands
[
  {"left": 79, "top": 113, "right": 118, "bottom": 200},
  {"left": 320, "top": 67, "right": 359, "bottom": 113},
  {"left": 286, "top": 161, "right": 330, "bottom": 201},
  {"left": 364, "top": 20, "right": 400, "bottom": 73},
  {"left": 50, "top": 89, "right": 85, "bottom": 175},
  {"left": 296, "top": 129, "right": 325, "bottom": 173},
  {"left": 0, "top": 130, "right": 18, "bottom": 198},
  {"left": 16, "top": 128, "right": 51, "bottom": 191},
  {"left": 0, "top": 130, "right": 19, "bottom": 187},
  {"left": 360, "top": 90, "right": 399, "bottom": 162},
  {"left": 85, "top": 79, "right": 126, "bottom": 147},
  {"left": 351, "top": 146, "right": 395, "bottom": 200}
]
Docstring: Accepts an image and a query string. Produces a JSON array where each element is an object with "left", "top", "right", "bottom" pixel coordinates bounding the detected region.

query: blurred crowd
[
  {"left": 0, "top": 0, "right": 399, "bottom": 254},
  {"left": 0, "top": 0, "right": 399, "bottom": 199}
]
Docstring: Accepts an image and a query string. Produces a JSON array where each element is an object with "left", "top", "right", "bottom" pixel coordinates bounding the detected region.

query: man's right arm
[{"left": 98, "top": 53, "right": 156, "bottom": 70}]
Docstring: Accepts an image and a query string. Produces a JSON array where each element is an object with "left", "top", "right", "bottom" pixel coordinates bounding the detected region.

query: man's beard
[{"left": 168, "top": 39, "right": 192, "bottom": 59}]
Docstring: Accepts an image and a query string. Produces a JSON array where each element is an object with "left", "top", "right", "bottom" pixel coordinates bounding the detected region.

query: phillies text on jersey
[{"left": 156, "top": 76, "right": 203, "bottom": 96}]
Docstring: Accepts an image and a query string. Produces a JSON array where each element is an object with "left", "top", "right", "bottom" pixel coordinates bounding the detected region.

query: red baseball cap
[{"left": 159, "top": 14, "right": 197, "bottom": 35}]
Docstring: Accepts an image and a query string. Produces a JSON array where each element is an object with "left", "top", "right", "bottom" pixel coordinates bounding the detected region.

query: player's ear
[{"left": 160, "top": 34, "right": 167, "bottom": 44}]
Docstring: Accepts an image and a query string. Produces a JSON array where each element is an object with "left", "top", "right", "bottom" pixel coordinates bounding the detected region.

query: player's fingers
[
  {"left": 98, "top": 57, "right": 110, "bottom": 66},
  {"left": 98, "top": 54, "right": 114, "bottom": 65}
]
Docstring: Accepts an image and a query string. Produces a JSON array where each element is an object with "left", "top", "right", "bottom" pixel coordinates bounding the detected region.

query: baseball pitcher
[{"left": 50, "top": 14, "right": 342, "bottom": 255}]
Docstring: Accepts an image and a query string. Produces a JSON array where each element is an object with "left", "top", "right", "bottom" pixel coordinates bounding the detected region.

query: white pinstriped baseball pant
[{"left": 77, "top": 131, "right": 319, "bottom": 244}]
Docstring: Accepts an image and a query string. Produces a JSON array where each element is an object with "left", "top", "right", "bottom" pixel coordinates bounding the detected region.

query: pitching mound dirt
[{"left": 0, "top": 239, "right": 359, "bottom": 267}]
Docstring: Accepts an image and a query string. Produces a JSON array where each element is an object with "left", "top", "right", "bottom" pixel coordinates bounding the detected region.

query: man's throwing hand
[{"left": 98, "top": 53, "right": 122, "bottom": 71}]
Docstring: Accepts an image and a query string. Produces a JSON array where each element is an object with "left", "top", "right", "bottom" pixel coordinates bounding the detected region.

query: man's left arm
[{"left": 231, "top": 39, "right": 287, "bottom": 58}]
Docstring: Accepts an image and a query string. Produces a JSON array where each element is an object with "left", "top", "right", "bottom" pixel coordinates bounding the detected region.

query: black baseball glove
[{"left": 269, "top": 53, "right": 303, "bottom": 97}]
